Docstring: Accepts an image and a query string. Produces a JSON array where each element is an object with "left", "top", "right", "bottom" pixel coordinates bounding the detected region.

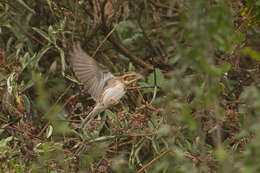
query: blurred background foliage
[{"left": 0, "top": 0, "right": 260, "bottom": 172}]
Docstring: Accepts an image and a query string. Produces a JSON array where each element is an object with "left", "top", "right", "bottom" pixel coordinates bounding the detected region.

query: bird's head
[{"left": 121, "top": 72, "right": 143, "bottom": 85}]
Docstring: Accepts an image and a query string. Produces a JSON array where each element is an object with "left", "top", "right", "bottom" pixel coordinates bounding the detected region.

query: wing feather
[{"left": 70, "top": 43, "right": 114, "bottom": 101}]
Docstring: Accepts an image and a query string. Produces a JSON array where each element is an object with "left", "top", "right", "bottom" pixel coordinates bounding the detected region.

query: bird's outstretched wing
[{"left": 70, "top": 43, "right": 114, "bottom": 101}]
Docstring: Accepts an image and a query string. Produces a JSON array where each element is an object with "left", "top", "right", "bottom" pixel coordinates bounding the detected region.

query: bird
[{"left": 70, "top": 43, "right": 143, "bottom": 129}]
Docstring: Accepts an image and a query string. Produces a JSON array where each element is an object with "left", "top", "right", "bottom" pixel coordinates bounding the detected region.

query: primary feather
[{"left": 70, "top": 43, "right": 114, "bottom": 101}]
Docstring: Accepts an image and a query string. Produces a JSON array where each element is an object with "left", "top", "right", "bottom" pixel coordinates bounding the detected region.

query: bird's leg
[
  {"left": 80, "top": 103, "right": 105, "bottom": 129},
  {"left": 80, "top": 110, "right": 97, "bottom": 129}
]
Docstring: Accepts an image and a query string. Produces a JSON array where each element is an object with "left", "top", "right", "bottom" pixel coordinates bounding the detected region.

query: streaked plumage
[{"left": 70, "top": 43, "right": 142, "bottom": 129}]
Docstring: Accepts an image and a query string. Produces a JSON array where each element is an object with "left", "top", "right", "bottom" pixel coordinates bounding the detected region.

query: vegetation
[{"left": 0, "top": 0, "right": 260, "bottom": 172}]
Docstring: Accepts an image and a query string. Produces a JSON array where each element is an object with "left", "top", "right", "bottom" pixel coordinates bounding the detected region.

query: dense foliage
[{"left": 0, "top": 0, "right": 260, "bottom": 172}]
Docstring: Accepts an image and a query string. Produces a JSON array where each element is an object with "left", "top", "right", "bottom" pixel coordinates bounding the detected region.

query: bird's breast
[{"left": 102, "top": 80, "right": 126, "bottom": 105}]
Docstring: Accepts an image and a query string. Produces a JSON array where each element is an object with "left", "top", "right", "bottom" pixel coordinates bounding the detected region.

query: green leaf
[
  {"left": 48, "top": 25, "right": 57, "bottom": 44},
  {"left": 241, "top": 47, "right": 260, "bottom": 61},
  {"left": 210, "top": 63, "right": 231, "bottom": 76},
  {"left": 31, "top": 45, "right": 52, "bottom": 68},
  {"left": 46, "top": 125, "right": 53, "bottom": 138},
  {"left": 64, "top": 74, "right": 80, "bottom": 84},
  {"left": 116, "top": 20, "right": 139, "bottom": 42},
  {"left": 138, "top": 81, "right": 154, "bottom": 94},
  {"left": 32, "top": 27, "right": 53, "bottom": 43},
  {"left": 152, "top": 136, "right": 160, "bottom": 154},
  {"left": 55, "top": 46, "right": 66, "bottom": 76},
  {"left": 148, "top": 68, "right": 165, "bottom": 87},
  {"left": 256, "top": 0, "right": 260, "bottom": 6},
  {"left": 181, "top": 107, "right": 196, "bottom": 131},
  {"left": 16, "top": 0, "right": 36, "bottom": 14},
  {"left": 0, "top": 72, "right": 7, "bottom": 81}
]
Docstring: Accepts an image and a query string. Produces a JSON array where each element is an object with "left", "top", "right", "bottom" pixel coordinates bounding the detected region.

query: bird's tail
[{"left": 79, "top": 104, "right": 105, "bottom": 129}]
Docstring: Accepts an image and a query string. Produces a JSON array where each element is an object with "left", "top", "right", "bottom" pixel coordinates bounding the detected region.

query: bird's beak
[{"left": 134, "top": 74, "right": 144, "bottom": 84}]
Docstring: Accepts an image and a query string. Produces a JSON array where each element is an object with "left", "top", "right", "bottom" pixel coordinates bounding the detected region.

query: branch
[
  {"left": 0, "top": 5, "right": 45, "bottom": 46},
  {"left": 136, "top": 151, "right": 169, "bottom": 173},
  {"left": 107, "top": 35, "right": 153, "bottom": 70}
]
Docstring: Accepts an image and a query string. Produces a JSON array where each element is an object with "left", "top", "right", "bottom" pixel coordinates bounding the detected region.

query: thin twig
[
  {"left": 136, "top": 89, "right": 162, "bottom": 112},
  {"left": 83, "top": 133, "right": 155, "bottom": 145},
  {"left": 92, "top": 23, "right": 118, "bottom": 57},
  {"left": 235, "top": 5, "right": 253, "bottom": 33},
  {"left": 107, "top": 36, "right": 154, "bottom": 70},
  {"left": 0, "top": 5, "right": 45, "bottom": 46},
  {"left": 148, "top": 0, "right": 177, "bottom": 10},
  {"left": 136, "top": 151, "right": 169, "bottom": 173},
  {"left": 149, "top": 85, "right": 157, "bottom": 104},
  {"left": 46, "top": 84, "right": 73, "bottom": 116},
  {"left": 1, "top": 124, "right": 43, "bottom": 140},
  {"left": 71, "top": 0, "right": 78, "bottom": 42},
  {"left": 137, "top": 7, "right": 158, "bottom": 104},
  {"left": 128, "top": 85, "right": 155, "bottom": 90},
  {"left": 61, "top": 93, "right": 79, "bottom": 110},
  {"left": 36, "top": 123, "right": 49, "bottom": 137},
  {"left": 137, "top": 7, "right": 160, "bottom": 56}
]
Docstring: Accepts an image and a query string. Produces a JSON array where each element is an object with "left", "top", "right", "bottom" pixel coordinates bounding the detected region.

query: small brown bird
[{"left": 70, "top": 43, "right": 142, "bottom": 129}]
